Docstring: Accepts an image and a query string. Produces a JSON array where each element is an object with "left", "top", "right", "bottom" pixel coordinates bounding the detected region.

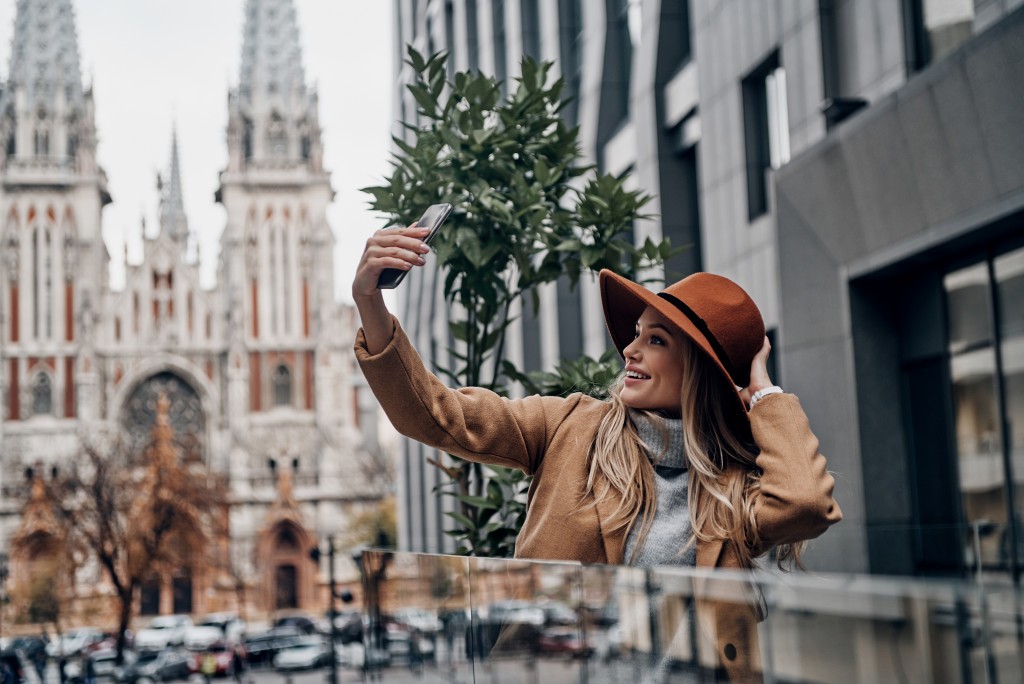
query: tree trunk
[{"left": 115, "top": 584, "right": 134, "bottom": 665}]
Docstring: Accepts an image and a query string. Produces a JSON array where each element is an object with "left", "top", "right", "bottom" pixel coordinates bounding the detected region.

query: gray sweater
[{"left": 623, "top": 410, "right": 698, "bottom": 567}]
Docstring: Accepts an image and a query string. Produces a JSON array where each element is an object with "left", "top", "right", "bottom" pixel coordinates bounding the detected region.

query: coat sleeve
[
  {"left": 748, "top": 393, "right": 842, "bottom": 551},
  {"left": 353, "top": 316, "right": 580, "bottom": 475}
]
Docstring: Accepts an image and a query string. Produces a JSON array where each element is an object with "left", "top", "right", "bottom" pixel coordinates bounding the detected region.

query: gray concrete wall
[{"left": 774, "top": 6, "right": 1024, "bottom": 573}]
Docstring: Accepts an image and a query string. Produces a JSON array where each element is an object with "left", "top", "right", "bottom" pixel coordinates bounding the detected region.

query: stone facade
[{"left": 0, "top": 0, "right": 386, "bottom": 625}]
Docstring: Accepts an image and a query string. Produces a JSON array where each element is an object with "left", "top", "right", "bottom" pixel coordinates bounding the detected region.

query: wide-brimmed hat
[{"left": 599, "top": 269, "right": 765, "bottom": 423}]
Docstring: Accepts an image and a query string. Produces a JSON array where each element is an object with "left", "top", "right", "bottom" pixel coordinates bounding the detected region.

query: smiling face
[{"left": 619, "top": 306, "right": 688, "bottom": 414}]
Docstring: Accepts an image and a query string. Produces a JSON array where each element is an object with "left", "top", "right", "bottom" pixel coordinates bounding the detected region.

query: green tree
[{"left": 364, "top": 49, "right": 683, "bottom": 556}]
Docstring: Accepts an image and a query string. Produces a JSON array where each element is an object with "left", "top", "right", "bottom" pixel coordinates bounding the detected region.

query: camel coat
[{"left": 355, "top": 317, "right": 842, "bottom": 681}]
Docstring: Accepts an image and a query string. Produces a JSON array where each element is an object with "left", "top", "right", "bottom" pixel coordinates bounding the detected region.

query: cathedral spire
[
  {"left": 0, "top": 0, "right": 101, "bottom": 178},
  {"left": 159, "top": 127, "right": 190, "bottom": 254},
  {"left": 2, "top": 0, "right": 85, "bottom": 115},
  {"left": 224, "top": 0, "right": 323, "bottom": 171}
]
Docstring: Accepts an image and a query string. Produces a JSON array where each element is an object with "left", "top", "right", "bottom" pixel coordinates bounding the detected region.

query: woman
[{"left": 353, "top": 223, "right": 841, "bottom": 680}]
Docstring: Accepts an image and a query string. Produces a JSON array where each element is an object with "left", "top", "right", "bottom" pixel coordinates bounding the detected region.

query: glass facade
[
  {"left": 945, "top": 243, "right": 1024, "bottom": 578},
  {"left": 353, "top": 550, "right": 1024, "bottom": 682}
]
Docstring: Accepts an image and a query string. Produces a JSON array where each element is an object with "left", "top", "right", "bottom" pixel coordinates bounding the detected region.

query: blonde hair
[{"left": 584, "top": 335, "right": 805, "bottom": 569}]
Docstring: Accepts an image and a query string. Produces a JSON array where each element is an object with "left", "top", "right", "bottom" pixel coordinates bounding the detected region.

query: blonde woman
[{"left": 352, "top": 223, "right": 841, "bottom": 680}]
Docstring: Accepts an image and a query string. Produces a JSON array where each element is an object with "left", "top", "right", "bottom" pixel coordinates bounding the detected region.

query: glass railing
[{"left": 345, "top": 550, "right": 1024, "bottom": 683}]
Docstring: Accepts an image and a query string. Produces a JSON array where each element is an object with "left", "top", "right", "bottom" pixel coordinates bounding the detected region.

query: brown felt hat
[{"left": 599, "top": 269, "right": 765, "bottom": 422}]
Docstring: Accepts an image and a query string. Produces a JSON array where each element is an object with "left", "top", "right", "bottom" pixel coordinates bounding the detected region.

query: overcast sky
[{"left": 0, "top": 0, "right": 395, "bottom": 302}]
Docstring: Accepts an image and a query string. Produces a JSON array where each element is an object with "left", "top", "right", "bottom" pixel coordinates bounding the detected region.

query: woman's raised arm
[{"left": 352, "top": 223, "right": 432, "bottom": 354}]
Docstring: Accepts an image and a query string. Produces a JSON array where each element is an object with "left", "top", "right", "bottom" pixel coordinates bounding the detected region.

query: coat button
[{"left": 724, "top": 643, "right": 737, "bottom": 661}]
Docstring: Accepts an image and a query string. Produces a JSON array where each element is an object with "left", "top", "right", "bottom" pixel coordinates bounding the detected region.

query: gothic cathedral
[{"left": 0, "top": 0, "right": 386, "bottom": 621}]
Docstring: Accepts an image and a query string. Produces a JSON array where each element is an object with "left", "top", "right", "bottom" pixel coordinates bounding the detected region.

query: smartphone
[{"left": 376, "top": 202, "right": 453, "bottom": 289}]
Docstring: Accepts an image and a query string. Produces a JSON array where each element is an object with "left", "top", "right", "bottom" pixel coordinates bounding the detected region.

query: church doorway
[
  {"left": 259, "top": 520, "right": 316, "bottom": 613},
  {"left": 275, "top": 564, "right": 298, "bottom": 609}
]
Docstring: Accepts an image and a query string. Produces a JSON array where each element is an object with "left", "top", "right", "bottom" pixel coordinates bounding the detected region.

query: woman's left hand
[{"left": 739, "top": 336, "right": 773, "bottom": 409}]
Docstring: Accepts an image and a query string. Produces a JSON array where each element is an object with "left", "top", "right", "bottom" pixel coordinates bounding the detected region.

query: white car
[
  {"left": 184, "top": 613, "right": 246, "bottom": 650},
  {"left": 134, "top": 615, "right": 194, "bottom": 651},
  {"left": 272, "top": 636, "right": 331, "bottom": 671},
  {"left": 46, "top": 627, "right": 104, "bottom": 658}
]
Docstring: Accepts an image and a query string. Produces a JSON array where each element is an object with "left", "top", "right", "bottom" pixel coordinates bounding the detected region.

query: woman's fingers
[
  {"left": 352, "top": 223, "right": 432, "bottom": 298},
  {"left": 744, "top": 336, "right": 774, "bottom": 399}
]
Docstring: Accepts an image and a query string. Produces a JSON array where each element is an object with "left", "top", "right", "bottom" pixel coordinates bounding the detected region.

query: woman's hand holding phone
[{"left": 352, "top": 223, "right": 432, "bottom": 299}]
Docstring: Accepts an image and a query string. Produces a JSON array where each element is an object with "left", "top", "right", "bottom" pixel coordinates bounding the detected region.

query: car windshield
[{"left": 135, "top": 653, "right": 158, "bottom": 664}]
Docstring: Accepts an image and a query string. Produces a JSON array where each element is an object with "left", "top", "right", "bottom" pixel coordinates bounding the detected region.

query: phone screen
[{"left": 376, "top": 203, "right": 453, "bottom": 289}]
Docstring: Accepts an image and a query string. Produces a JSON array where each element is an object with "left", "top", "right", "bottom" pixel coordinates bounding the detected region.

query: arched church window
[
  {"left": 120, "top": 372, "right": 205, "bottom": 462},
  {"left": 267, "top": 112, "right": 286, "bottom": 158},
  {"left": 43, "top": 229, "right": 51, "bottom": 339},
  {"left": 32, "top": 227, "right": 38, "bottom": 338},
  {"left": 243, "top": 117, "right": 253, "bottom": 160},
  {"left": 282, "top": 227, "right": 291, "bottom": 334},
  {"left": 273, "top": 364, "right": 292, "bottom": 407},
  {"left": 34, "top": 128, "right": 49, "bottom": 156},
  {"left": 6, "top": 127, "right": 15, "bottom": 156},
  {"left": 31, "top": 372, "right": 52, "bottom": 416}
]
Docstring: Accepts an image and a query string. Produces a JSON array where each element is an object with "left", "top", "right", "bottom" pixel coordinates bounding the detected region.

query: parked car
[
  {"left": 88, "top": 648, "right": 135, "bottom": 681},
  {"left": 184, "top": 613, "right": 246, "bottom": 651},
  {"left": 0, "top": 648, "right": 28, "bottom": 684},
  {"left": 117, "top": 648, "right": 192, "bottom": 684},
  {"left": 271, "top": 614, "right": 318, "bottom": 635},
  {"left": 6, "top": 636, "right": 47, "bottom": 662},
  {"left": 243, "top": 627, "right": 303, "bottom": 668},
  {"left": 393, "top": 608, "right": 442, "bottom": 635},
  {"left": 135, "top": 616, "right": 193, "bottom": 652},
  {"left": 47, "top": 628, "right": 105, "bottom": 658},
  {"left": 538, "top": 627, "right": 592, "bottom": 658},
  {"left": 192, "top": 641, "right": 239, "bottom": 678},
  {"left": 272, "top": 636, "right": 330, "bottom": 671},
  {"left": 326, "top": 611, "right": 363, "bottom": 644}
]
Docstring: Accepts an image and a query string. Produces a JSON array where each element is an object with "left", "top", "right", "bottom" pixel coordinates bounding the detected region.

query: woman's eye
[{"left": 650, "top": 335, "right": 664, "bottom": 345}]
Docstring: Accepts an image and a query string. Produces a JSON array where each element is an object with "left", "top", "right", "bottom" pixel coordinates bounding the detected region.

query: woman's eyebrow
[{"left": 635, "top": 321, "right": 675, "bottom": 335}]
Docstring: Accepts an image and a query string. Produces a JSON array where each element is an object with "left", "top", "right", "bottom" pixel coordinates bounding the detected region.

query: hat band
[{"left": 657, "top": 292, "right": 738, "bottom": 382}]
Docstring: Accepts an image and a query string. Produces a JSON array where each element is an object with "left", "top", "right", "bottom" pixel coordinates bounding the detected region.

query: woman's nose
[{"left": 623, "top": 338, "right": 640, "bottom": 359}]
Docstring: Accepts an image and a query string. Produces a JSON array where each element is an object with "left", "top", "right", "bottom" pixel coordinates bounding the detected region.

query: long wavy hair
[{"left": 583, "top": 334, "right": 805, "bottom": 569}]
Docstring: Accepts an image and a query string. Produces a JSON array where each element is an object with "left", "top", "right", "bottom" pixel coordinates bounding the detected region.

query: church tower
[
  {"left": 216, "top": 0, "right": 357, "bottom": 607},
  {"left": 0, "top": 0, "right": 109, "bottom": 432},
  {"left": 218, "top": 0, "right": 335, "bottom": 424}
]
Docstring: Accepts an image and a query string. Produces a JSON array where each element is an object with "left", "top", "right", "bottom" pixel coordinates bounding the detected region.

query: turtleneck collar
[{"left": 629, "top": 409, "right": 687, "bottom": 470}]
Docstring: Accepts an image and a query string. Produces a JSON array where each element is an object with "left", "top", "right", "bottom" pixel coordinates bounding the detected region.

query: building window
[
  {"left": 944, "top": 243, "right": 1024, "bottom": 577},
  {"left": 661, "top": 0, "right": 691, "bottom": 71},
  {"left": 521, "top": 0, "right": 541, "bottom": 60},
  {"left": 905, "top": 0, "right": 974, "bottom": 72},
  {"left": 267, "top": 112, "right": 287, "bottom": 158},
  {"left": 31, "top": 373, "right": 52, "bottom": 416},
  {"left": 491, "top": 0, "right": 507, "bottom": 91},
  {"left": 557, "top": 0, "right": 583, "bottom": 127},
  {"left": 444, "top": 0, "right": 456, "bottom": 80},
  {"left": 34, "top": 128, "right": 49, "bottom": 156},
  {"left": 741, "top": 51, "right": 789, "bottom": 221},
  {"left": 466, "top": 0, "right": 479, "bottom": 70},
  {"left": 273, "top": 364, "right": 292, "bottom": 407}
]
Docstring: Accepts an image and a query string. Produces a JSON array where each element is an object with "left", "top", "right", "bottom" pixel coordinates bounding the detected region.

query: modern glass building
[{"left": 388, "top": 0, "right": 1024, "bottom": 581}]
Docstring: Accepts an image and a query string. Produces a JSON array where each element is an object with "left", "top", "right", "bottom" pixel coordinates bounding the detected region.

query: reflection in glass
[
  {"left": 356, "top": 551, "right": 1023, "bottom": 682},
  {"left": 996, "top": 246, "right": 1024, "bottom": 569},
  {"left": 921, "top": 0, "right": 974, "bottom": 63},
  {"left": 945, "top": 263, "right": 1006, "bottom": 569}
]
